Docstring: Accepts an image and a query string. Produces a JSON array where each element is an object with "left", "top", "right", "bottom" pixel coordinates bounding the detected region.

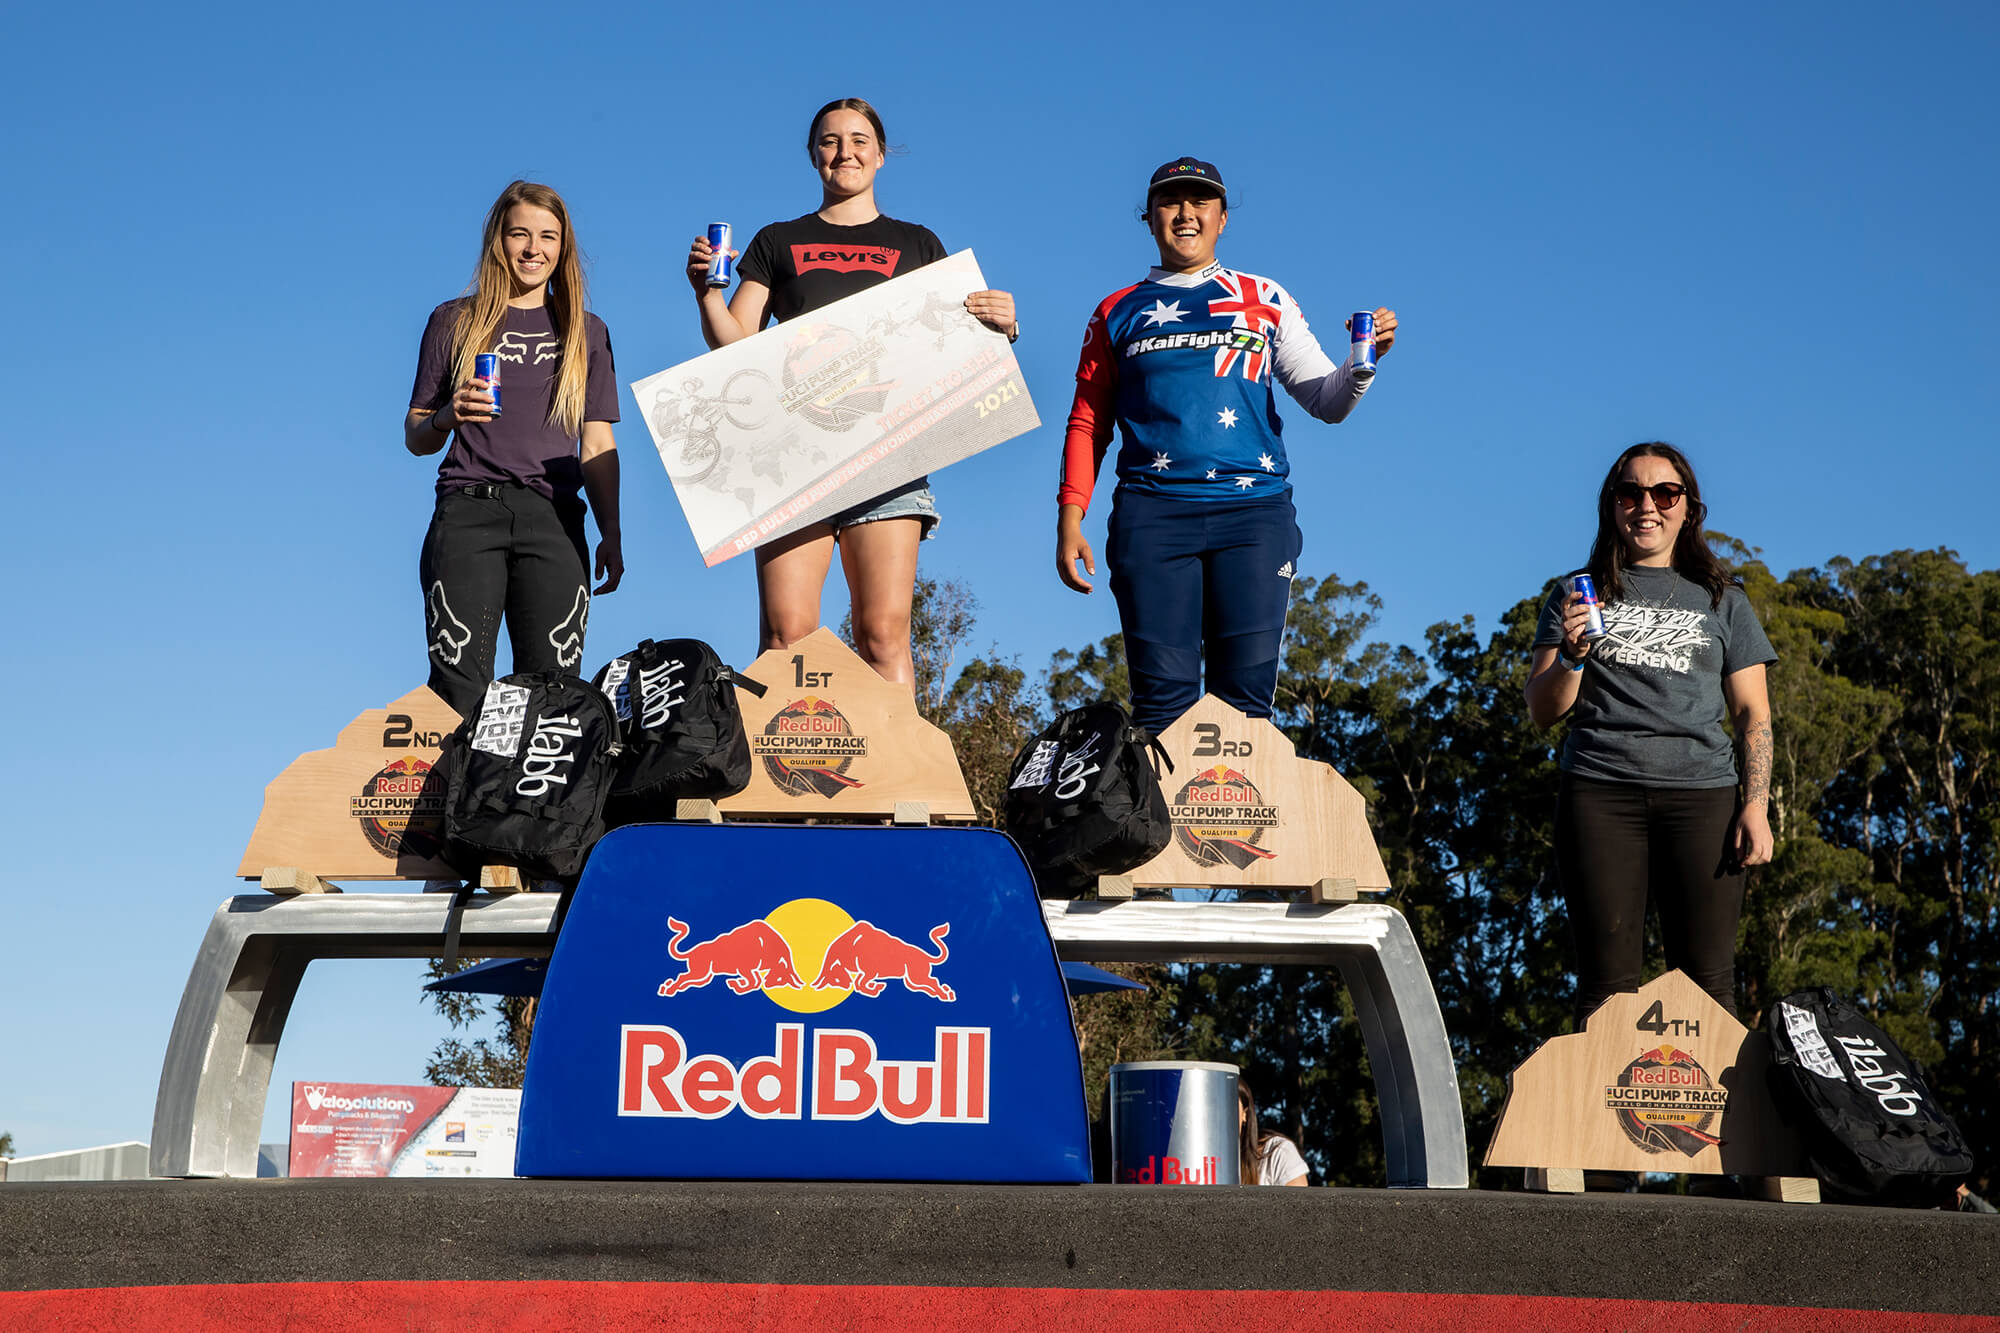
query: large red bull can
[{"left": 1109, "top": 1061, "right": 1240, "bottom": 1185}]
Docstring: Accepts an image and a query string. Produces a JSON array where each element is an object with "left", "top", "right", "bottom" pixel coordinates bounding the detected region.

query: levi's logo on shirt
[{"left": 791, "top": 244, "right": 901, "bottom": 276}]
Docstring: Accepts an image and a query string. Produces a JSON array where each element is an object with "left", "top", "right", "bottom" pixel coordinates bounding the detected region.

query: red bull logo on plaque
[
  {"left": 1170, "top": 765, "right": 1280, "bottom": 869},
  {"left": 756, "top": 696, "right": 868, "bottom": 798},
  {"left": 350, "top": 756, "right": 445, "bottom": 858},
  {"left": 628, "top": 899, "right": 983, "bottom": 1124},
  {"left": 1604, "top": 1045, "right": 1727, "bottom": 1156}
]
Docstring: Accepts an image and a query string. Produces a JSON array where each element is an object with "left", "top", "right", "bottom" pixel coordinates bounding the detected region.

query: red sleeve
[{"left": 1058, "top": 287, "right": 1134, "bottom": 514}]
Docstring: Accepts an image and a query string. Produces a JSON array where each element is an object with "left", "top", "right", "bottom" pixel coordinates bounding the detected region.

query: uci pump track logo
[
  {"left": 621, "top": 899, "right": 988, "bottom": 1125},
  {"left": 1171, "top": 764, "right": 1280, "bottom": 869}
]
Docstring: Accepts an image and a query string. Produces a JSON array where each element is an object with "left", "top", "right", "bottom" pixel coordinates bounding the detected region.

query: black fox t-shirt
[
  {"left": 409, "top": 300, "right": 619, "bottom": 502},
  {"left": 737, "top": 213, "right": 947, "bottom": 325}
]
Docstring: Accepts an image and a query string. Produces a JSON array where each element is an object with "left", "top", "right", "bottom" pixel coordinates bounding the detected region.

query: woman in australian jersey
[
  {"left": 1525, "top": 442, "right": 1777, "bottom": 1022},
  {"left": 684, "top": 97, "right": 1018, "bottom": 686},
  {"left": 405, "top": 180, "right": 622, "bottom": 718},
  {"left": 1056, "top": 156, "right": 1397, "bottom": 733}
]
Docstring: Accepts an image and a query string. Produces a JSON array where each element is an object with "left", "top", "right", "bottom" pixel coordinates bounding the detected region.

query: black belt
[{"left": 457, "top": 482, "right": 512, "bottom": 500}]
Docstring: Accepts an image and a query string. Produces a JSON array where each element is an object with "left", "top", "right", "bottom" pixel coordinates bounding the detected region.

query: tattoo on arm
[{"left": 1744, "top": 721, "right": 1773, "bottom": 806}]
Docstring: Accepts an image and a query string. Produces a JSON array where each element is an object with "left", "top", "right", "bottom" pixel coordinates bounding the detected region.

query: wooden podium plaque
[
  {"left": 1121, "top": 695, "right": 1388, "bottom": 898},
  {"left": 236, "top": 686, "right": 462, "bottom": 886},
  {"left": 1484, "top": 971, "right": 1815, "bottom": 1200},
  {"left": 715, "top": 628, "right": 974, "bottom": 822}
]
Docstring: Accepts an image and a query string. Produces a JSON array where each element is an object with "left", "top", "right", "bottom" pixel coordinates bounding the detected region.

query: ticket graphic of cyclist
[{"left": 631, "top": 250, "right": 1039, "bottom": 566}]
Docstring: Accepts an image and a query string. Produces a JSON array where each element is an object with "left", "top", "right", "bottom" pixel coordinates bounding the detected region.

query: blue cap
[{"left": 1147, "top": 157, "right": 1227, "bottom": 199}]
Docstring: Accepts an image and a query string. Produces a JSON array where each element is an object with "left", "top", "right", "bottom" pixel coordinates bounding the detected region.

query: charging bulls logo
[
  {"left": 755, "top": 696, "right": 867, "bottom": 798},
  {"left": 1170, "top": 765, "right": 1280, "bottom": 869},
  {"left": 1604, "top": 1045, "right": 1728, "bottom": 1156},
  {"left": 778, "top": 326, "right": 890, "bottom": 432},
  {"left": 658, "top": 916, "right": 803, "bottom": 996},
  {"left": 350, "top": 756, "right": 445, "bottom": 857},
  {"left": 656, "top": 899, "right": 954, "bottom": 1012}
]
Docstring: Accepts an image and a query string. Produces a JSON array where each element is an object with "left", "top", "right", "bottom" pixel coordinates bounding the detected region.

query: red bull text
[
  {"left": 618, "top": 1024, "right": 990, "bottom": 1124},
  {"left": 1119, "top": 1154, "right": 1224, "bottom": 1185}
]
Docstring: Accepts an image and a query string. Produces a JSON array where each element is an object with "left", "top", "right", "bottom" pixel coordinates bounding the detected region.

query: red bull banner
[{"left": 515, "top": 824, "right": 1089, "bottom": 1182}]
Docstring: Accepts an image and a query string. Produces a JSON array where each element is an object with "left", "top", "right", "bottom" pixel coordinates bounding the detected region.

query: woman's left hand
[
  {"left": 965, "top": 289, "right": 1017, "bottom": 337},
  {"left": 1348, "top": 307, "right": 1397, "bottom": 359},
  {"left": 1730, "top": 803, "right": 1774, "bottom": 869}
]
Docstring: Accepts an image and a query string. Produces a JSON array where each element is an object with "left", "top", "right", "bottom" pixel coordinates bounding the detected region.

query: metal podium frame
[{"left": 151, "top": 894, "right": 1467, "bottom": 1188}]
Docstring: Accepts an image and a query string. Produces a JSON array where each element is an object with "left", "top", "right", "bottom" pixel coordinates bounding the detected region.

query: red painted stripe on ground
[{"left": 2, "top": 1282, "right": 1993, "bottom": 1332}]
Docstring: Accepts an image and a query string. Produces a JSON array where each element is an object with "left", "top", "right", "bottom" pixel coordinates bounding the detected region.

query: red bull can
[
  {"left": 474, "top": 352, "right": 501, "bottom": 418},
  {"left": 707, "top": 222, "right": 733, "bottom": 288},
  {"left": 1109, "top": 1061, "right": 1240, "bottom": 1185},
  {"left": 1350, "top": 310, "right": 1377, "bottom": 372},
  {"left": 1571, "top": 573, "right": 1609, "bottom": 641}
]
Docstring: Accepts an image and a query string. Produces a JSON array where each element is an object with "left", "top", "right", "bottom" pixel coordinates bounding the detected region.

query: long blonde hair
[{"left": 450, "top": 180, "right": 590, "bottom": 439}]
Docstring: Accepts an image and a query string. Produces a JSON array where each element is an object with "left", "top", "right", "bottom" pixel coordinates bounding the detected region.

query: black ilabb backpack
[
  {"left": 592, "top": 638, "right": 767, "bottom": 826},
  {"left": 441, "top": 671, "right": 620, "bottom": 881},
  {"left": 1765, "top": 987, "right": 1974, "bottom": 1205},
  {"left": 1003, "top": 701, "right": 1173, "bottom": 897}
]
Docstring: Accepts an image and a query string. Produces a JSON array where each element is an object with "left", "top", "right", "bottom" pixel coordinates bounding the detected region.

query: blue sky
[{"left": 3, "top": 1, "right": 1995, "bottom": 1156}]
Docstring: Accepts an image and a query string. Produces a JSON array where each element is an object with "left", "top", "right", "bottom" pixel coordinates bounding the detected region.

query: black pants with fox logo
[{"left": 419, "top": 483, "right": 590, "bottom": 718}]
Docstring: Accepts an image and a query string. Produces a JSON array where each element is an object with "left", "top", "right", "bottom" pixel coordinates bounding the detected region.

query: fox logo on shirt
[{"left": 792, "top": 244, "right": 901, "bottom": 276}]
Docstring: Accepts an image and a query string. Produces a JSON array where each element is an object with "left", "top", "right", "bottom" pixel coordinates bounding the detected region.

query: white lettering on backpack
[
  {"left": 1053, "top": 732, "right": 1106, "bottom": 801},
  {"left": 638, "top": 659, "right": 688, "bottom": 730},
  {"left": 1835, "top": 1035, "right": 1925, "bottom": 1117},
  {"left": 516, "top": 712, "right": 586, "bottom": 798},
  {"left": 471, "top": 682, "right": 530, "bottom": 758},
  {"left": 599, "top": 659, "right": 633, "bottom": 722},
  {"left": 1778, "top": 1003, "right": 1843, "bottom": 1080},
  {"left": 1011, "top": 740, "right": 1060, "bottom": 791}
]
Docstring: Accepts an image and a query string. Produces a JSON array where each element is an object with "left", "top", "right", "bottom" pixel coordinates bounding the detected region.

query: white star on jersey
[
  {"left": 1206, "top": 469, "right": 1218, "bottom": 480},
  {"left": 1217, "top": 407, "right": 1239, "bottom": 428},
  {"left": 1258, "top": 453, "right": 1276, "bottom": 471},
  {"left": 1235, "top": 476, "right": 1255, "bottom": 489},
  {"left": 1142, "top": 299, "right": 1188, "bottom": 327},
  {"left": 1150, "top": 452, "right": 1173, "bottom": 472}
]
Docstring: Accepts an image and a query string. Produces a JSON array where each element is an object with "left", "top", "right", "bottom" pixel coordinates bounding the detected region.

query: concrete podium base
[{"left": 3, "top": 1180, "right": 1995, "bottom": 1326}]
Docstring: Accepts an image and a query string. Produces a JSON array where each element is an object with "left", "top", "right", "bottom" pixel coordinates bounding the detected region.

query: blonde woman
[{"left": 405, "top": 180, "right": 622, "bottom": 715}]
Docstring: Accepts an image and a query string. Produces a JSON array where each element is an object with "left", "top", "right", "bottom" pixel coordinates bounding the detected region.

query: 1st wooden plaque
[{"left": 715, "top": 628, "right": 974, "bottom": 822}]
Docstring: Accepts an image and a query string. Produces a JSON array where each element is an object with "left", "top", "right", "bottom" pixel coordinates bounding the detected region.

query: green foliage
[
  {"left": 0, "top": 1130, "right": 13, "bottom": 1157},
  {"left": 423, "top": 956, "right": 534, "bottom": 1088},
  {"left": 1045, "top": 634, "right": 1129, "bottom": 713}
]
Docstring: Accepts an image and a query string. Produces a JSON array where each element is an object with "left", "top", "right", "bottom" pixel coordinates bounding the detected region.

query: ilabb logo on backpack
[
  {"left": 1835, "top": 1036, "right": 1926, "bottom": 1117},
  {"left": 517, "top": 713, "right": 588, "bottom": 798},
  {"left": 636, "top": 659, "right": 687, "bottom": 729}
]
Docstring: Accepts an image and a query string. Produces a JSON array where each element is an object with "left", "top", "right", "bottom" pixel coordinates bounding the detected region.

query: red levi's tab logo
[{"left": 792, "top": 244, "right": 901, "bottom": 276}]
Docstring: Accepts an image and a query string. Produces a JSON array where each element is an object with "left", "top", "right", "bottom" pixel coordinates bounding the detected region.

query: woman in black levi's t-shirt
[
  {"left": 684, "top": 97, "right": 1018, "bottom": 687},
  {"left": 1524, "top": 442, "right": 1778, "bottom": 1025},
  {"left": 404, "top": 180, "right": 622, "bottom": 718}
]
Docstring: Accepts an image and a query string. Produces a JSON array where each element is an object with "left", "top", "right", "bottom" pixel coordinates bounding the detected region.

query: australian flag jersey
[{"left": 1059, "top": 260, "right": 1372, "bottom": 511}]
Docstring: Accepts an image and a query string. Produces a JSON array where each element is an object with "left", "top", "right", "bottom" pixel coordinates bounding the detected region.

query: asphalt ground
[{"left": 2, "top": 1180, "right": 1996, "bottom": 1314}]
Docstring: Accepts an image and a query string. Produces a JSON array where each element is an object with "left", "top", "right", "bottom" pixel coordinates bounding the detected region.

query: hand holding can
[
  {"left": 1570, "top": 574, "right": 1609, "bottom": 641},
  {"left": 706, "top": 222, "right": 734, "bottom": 289}
]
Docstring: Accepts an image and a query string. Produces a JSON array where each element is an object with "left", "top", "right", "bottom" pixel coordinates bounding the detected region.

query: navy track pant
[{"left": 1106, "top": 488, "right": 1303, "bottom": 734}]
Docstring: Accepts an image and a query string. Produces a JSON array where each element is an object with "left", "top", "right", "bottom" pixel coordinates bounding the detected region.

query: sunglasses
[{"left": 1612, "top": 481, "right": 1688, "bottom": 511}]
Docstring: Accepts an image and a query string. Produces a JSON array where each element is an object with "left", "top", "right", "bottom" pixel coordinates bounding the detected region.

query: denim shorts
[{"left": 828, "top": 475, "right": 939, "bottom": 540}]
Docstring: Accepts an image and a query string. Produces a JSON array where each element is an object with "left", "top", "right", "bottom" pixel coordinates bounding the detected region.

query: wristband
[
  {"left": 1557, "top": 646, "right": 1587, "bottom": 672},
  {"left": 428, "top": 409, "right": 451, "bottom": 435}
]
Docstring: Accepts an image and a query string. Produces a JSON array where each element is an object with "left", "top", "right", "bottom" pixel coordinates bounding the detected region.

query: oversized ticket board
[
  {"left": 631, "top": 250, "right": 1039, "bottom": 565},
  {"left": 289, "top": 1082, "right": 520, "bottom": 1178},
  {"left": 514, "top": 823, "right": 1090, "bottom": 1182}
]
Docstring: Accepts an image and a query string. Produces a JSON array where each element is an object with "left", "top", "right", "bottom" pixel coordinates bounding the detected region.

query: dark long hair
[
  {"left": 1238, "top": 1080, "right": 1288, "bottom": 1184},
  {"left": 1585, "top": 441, "right": 1735, "bottom": 609}
]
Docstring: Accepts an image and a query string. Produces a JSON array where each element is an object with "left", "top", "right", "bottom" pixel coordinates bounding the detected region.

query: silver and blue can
[
  {"left": 1350, "top": 310, "right": 1377, "bottom": 371},
  {"left": 1571, "top": 574, "right": 1609, "bottom": 641},
  {"left": 706, "top": 222, "right": 733, "bottom": 288},
  {"left": 1108, "top": 1061, "right": 1241, "bottom": 1185},
  {"left": 474, "top": 352, "right": 501, "bottom": 417}
]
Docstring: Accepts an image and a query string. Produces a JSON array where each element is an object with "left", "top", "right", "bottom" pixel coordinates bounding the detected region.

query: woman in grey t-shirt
[{"left": 1525, "top": 442, "right": 1777, "bottom": 1022}]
